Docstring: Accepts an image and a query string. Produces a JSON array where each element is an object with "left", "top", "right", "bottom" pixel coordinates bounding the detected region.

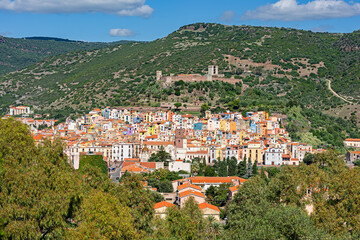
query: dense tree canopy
[
  {"left": 1, "top": 118, "right": 360, "bottom": 239},
  {"left": 0, "top": 118, "right": 154, "bottom": 239}
]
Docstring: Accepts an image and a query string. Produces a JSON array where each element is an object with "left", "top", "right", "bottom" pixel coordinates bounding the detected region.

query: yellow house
[
  {"left": 148, "top": 125, "right": 156, "bottom": 135},
  {"left": 215, "top": 146, "right": 222, "bottom": 160},
  {"left": 244, "top": 142, "right": 263, "bottom": 163},
  {"left": 229, "top": 121, "right": 237, "bottom": 133},
  {"left": 153, "top": 124, "right": 160, "bottom": 135},
  {"left": 238, "top": 130, "right": 246, "bottom": 145},
  {"left": 219, "top": 119, "right": 226, "bottom": 132}
]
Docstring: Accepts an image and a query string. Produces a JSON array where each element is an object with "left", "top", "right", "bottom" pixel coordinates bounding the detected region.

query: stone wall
[{"left": 164, "top": 75, "right": 241, "bottom": 85}]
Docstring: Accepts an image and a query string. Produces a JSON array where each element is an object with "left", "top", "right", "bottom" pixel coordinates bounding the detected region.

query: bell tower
[{"left": 175, "top": 128, "right": 184, "bottom": 149}]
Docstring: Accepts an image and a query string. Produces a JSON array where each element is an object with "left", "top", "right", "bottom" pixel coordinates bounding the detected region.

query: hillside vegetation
[
  {"left": 0, "top": 35, "right": 133, "bottom": 75},
  {"left": 1, "top": 23, "right": 360, "bottom": 148}
]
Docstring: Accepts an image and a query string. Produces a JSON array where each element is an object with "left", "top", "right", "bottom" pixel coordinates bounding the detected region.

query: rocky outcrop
[{"left": 334, "top": 31, "right": 360, "bottom": 52}]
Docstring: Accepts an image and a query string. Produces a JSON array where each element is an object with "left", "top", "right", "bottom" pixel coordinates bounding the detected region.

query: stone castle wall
[{"left": 164, "top": 75, "right": 241, "bottom": 85}]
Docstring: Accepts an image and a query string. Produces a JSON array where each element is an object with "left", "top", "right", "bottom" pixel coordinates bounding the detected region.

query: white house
[
  {"left": 112, "top": 143, "right": 133, "bottom": 162},
  {"left": 169, "top": 159, "right": 191, "bottom": 173},
  {"left": 264, "top": 148, "right": 282, "bottom": 165}
]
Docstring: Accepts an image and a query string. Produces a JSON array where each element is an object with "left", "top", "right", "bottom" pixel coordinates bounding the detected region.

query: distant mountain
[
  {"left": 2, "top": 23, "right": 360, "bottom": 147},
  {"left": 1, "top": 23, "right": 360, "bottom": 117},
  {"left": 0, "top": 36, "right": 135, "bottom": 75},
  {"left": 24, "top": 37, "right": 80, "bottom": 42}
]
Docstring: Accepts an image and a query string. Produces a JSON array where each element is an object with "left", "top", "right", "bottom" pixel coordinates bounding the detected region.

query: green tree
[
  {"left": 204, "top": 165, "right": 217, "bottom": 176},
  {"left": 228, "top": 157, "right": 237, "bottom": 176},
  {"left": 0, "top": 120, "right": 83, "bottom": 239},
  {"left": 113, "top": 174, "right": 155, "bottom": 236},
  {"left": 158, "top": 180, "right": 173, "bottom": 193},
  {"left": 153, "top": 197, "right": 210, "bottom": 239},
  {"left": 260, "top": 167, "right": 267, "bottom": 182},
  {"left": 206, "top": 184, "right": 231, "bottom": 207},
  {"left": 148, "top": 148, "right": 172, "bottom": 166},
  {"left": 149, "top": 190, "right": 165, "bottom": 203},
  {"left": 79, "top": 155, "right": 108, "bottom": 175},
  {"left": 174, "top": 102, "right": 182, "bottom": 109},
  {"left": 218, "top": 160, "right": 228, "bottom": 177},
  {"left": 303, "top": 152, "right": 315, "bottom": 165},
  {"left": 224, "top": 176, "right": 329, "bottom": 239},
  {"left": 237, "top": 158, "right": 247, "bottom": 177},
  {"left": 191, "top": 160, "right": 200, "bottom": 176},
  {"left": 246, "top": 157, "right": 253, "bottom": 178},
  {"left": 69, "top": 190, "right": 137, "bottom": 239},
  {"left": 354, "top": 160, "right": 360, "bottom": 167},
  {"left": 201, "top": 103, "right": 209, "bottom": 116},
  {"left": 252, "top": 161, "right": 258, "bottom": 175}
]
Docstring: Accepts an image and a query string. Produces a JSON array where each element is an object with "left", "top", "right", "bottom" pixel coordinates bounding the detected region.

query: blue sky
[{"left": 0, "top": 0, "right": 360, "bottom": 42}]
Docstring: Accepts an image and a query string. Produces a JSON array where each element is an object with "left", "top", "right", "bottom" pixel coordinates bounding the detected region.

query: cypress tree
[
  {"left": 228, "top": 157, "right": 237, "bottom": 176},
  {"left": 237, "top": 157, "right": 247, "bottom": 177},
  {"left": 253, "top": 161, "right": 258, "bottom": 175},
  {"left": 219, "top": 160, "right": 228, "bottom": 177}
]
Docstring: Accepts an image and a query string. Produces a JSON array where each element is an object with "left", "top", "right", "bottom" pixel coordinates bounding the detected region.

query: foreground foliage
[
  {"left": 1, "top": 118, "right": 360, "bottom": 239},
  {"left": 0, "top": 118, "right": 153, "bottom": 239},
  {"left": 225, "top": 150, "right": 360, "bottom": 239}
]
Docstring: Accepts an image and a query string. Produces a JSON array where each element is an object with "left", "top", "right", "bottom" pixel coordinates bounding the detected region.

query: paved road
[{"left": 326, "top": 79, "right": 352, "bottom": 104}]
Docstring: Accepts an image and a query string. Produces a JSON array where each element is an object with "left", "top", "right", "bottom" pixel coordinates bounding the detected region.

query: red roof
[
  {"left": 122, "top": 162, "right": 156, "bottom": 169},
  {"left": 154, "top": 201, "right": 175, "bottom": 209},
  {"left": 179, "top": 190, "right": 205, "bottom": 198},
  {"left": 345, "top": 138, "right": 360, "bottom": 142},
  {"left": 121, "top": 164, "right": 150, "bottom": 173},
  {"left": 124, "top": 158, "right": 140, "bottom": 162},
  {"left": 186, "top": 176, "right": 247, "bottom": 184},
  {"left": 143, "top": 141, "right": 174, "bottom": 146},
  {"left": 145, "top": 135, "right": 158, "bottom": 139},
  {"left": 139, "top": 162, "right": 157, "bottom": 169},
  {"left": 186, "top": 150, "right": 208, "bottom": 155},
  {"left": 198, "top": 202, "right": 220, "bottom": 212},
  {"left": 177, "top": 182, "right": 202, "bottom": 191},
  {"left": 229, "top": 185, "right": 240, "bottom": 192}
]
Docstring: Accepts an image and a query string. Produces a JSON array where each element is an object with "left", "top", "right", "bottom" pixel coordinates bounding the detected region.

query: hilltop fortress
[{"left": 156, "top": 65, "right": 242, "bottom": 86}]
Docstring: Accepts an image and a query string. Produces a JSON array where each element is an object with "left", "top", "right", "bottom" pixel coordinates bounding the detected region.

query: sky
[{"left": 0, "top": 0, "right": 360, "bottom": 42}]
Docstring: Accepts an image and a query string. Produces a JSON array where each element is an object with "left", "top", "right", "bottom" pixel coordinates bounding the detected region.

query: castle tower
[
  {"left": 207, "top": 65, "right": 218, "bottom": 81},
  {"left": 208, "top": 65, "right": 218, "bottom": 76},
  {"left": 156, "top": 71, "right": 162, "bottom": 81}
]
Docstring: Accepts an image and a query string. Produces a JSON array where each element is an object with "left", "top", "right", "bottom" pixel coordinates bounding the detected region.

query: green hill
[
  {"left": 1, "top": 23, "right": 360, "bottom": 120},
  {"left": 0, "top": 35, "right": 134, "bottom": 75}
]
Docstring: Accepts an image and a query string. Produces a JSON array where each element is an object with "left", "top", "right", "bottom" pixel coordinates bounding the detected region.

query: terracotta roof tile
[
  {"left": 179, "top": 190, "right": 205, "bottom": 198},
  {"left": 345, "top": 138, "right": 360, "bottom": 142},
  {"left": 177, "top": 182, "right": 202, "bottom": 191},
  {"left": 198, "top": 202, "right": 220, "bottom": 212}
]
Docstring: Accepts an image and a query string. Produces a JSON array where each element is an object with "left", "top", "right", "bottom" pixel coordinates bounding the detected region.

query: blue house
[
  {"left": 194, "top": 122, "right": 203, "bottom": 131},
  {"left": 250, "top": 121, "right": 257, "bottom": 133}
]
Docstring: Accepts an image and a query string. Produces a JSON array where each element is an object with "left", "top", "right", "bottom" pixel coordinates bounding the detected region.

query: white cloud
[
  {"left": 0, "top": 0, "right": 154, "bottom": 17},
  {"left": 220, "top": 10, "right": 235, "bottom": 22},
  {"left": 243, "top": 0, "right": 360, "bottom": 21},
  {"left": 109, "top": 28, "right": 135, "bottom": 37},
  {"left": 116, "top": 4, "right": 153, "bottom": 17}
]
